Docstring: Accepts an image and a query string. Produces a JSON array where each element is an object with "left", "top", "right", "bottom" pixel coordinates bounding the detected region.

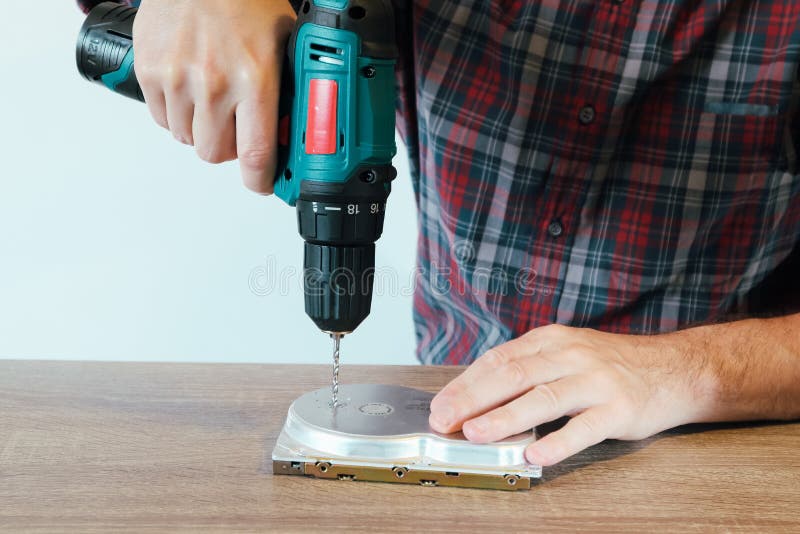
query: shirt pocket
[
  {"left": 606, "top": 99, "right": 788, "bottom": 312},
  {"left": 693, "top": 101, "right": 784, "bottom": 182},
  {"left": 617, "top": 96, "right": 785, "bottom": 190}
]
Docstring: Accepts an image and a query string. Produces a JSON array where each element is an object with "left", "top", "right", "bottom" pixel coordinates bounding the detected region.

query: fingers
[
  {"left": 447, "top": 332, "right": 546, "bottom": 391},
  {"left": 192, "top": 100, "right": 237, "bottom": 164},
  {"left": 164, "top": 90, "right": 195, "bottom": 146},
  {"left": 236, "top": 95, "right": 277, "bottom": 194},
  {"left": 129, "top": 0, "right": 295, "bottom": 194},
  {"left": 132, "top": 28, "right": 168, "bottom": 131},
  {"left": 461, "top": 375, "right": 597, "bottom": 443},
  {"left": 524, "top": 405, "right": 617, "bottom": 466},
  {"left": 429, "top": 331, "right": 562, "bottom": 433},
  {"left": 141, "top": 84, "right": 168, "bottom": 130}
]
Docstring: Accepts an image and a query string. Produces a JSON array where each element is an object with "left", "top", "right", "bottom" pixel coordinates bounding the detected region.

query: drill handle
[{"left": 76, "top": 2, "right": 143, "bottom": 102}]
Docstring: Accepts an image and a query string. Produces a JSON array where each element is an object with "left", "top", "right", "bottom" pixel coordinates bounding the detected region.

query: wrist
[
  {"left": 665, "top": 316, "right": 800, "bottom": 423},
  {"left": 662, "top": 326, "right": 725, "bottom": 423},
  {"left": 629, "top": 328, "right": 721, "bottom": 426}
]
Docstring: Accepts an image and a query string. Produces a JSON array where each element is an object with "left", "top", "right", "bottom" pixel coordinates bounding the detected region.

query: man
[{"left": 79, "top": 0, "right": 800, "bottom": 466}]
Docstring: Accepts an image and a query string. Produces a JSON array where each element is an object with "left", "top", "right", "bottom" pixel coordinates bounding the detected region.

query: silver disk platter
[{"left": 272, "top": 384, "right": 542, "bottom": 491}]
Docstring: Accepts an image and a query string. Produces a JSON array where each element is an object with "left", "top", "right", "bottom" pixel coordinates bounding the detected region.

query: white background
[{"left": 0, "top": 2, "right": 419, "bottom": 365}]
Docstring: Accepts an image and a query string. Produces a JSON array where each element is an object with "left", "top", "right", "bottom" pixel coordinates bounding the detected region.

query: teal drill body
[{"left": 274, "top": 12, "right": 397, "bottom": 206}]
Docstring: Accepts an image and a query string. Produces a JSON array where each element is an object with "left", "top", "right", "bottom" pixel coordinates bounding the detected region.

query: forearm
[
  {"left": 674, "top": 313, "right": 800, "bottom": 422},
  {"left": 429, "top": 314, "right": 800, "bottom": 465}
]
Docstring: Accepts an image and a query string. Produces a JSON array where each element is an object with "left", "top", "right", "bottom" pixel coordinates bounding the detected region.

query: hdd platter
[{"left": 272, "top": 384, "right": 542, "bottom": 491}]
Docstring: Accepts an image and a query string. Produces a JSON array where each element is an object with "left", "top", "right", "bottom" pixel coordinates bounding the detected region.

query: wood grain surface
[{"left": 1, "top": 360, "right": 798, "bottom": 532}]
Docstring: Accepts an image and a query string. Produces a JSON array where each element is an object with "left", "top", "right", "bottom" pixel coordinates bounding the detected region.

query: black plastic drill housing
[{"left": 76, "top": 2, "right": 143, "bottom": 102}]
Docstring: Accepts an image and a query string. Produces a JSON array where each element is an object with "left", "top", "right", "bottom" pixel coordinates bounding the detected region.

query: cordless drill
[{"left": 76, "top": 1, "right": 398, "bottom": 405}]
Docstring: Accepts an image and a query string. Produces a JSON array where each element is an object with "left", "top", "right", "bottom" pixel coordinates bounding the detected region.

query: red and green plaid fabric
[
  {"left": 394, "top": 1, "right": 800, "bottom": 364},
  {"left": 78, "top": 1, "right": 799, "bottom": 365}
]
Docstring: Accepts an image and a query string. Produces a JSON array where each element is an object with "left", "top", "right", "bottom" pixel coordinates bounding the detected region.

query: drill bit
[{"left": 330, "top": 333, "right": 342, "bottom": 408}]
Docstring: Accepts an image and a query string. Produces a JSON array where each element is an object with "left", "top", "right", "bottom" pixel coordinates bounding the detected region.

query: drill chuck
[
  {"left": 295, "top": 167, "right": 392, "bottom": 333},
  {"left": 304, "top": 243, "right": 374, "bottom": 333}
]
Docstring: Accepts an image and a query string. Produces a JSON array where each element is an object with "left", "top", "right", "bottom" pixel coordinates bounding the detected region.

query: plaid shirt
[
  {"left": 395, "top": 1, "right": 800, "bottom": 364},
  {"left": 79, "top": 1, "right": 800, "bottom": 365}
]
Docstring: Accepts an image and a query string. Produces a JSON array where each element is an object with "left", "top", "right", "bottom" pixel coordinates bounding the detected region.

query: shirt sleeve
[{"left": 77, "top": 0, "right": 140, "bottom": 14}]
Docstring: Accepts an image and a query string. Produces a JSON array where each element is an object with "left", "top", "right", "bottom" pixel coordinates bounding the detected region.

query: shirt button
[
  {"left": 547, "top": 220, "right": 564, "bottom": 238},
  {"left": 579, "top": 105, "right": 596, "bottom": 125}
]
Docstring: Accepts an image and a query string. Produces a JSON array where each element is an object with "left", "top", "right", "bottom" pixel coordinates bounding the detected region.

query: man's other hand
[
  {"left": 428, "top": 324, "right": 717, "bottom": 466},
  {"left": 133, "top": 0, "right": 296, "bottom": 193}
]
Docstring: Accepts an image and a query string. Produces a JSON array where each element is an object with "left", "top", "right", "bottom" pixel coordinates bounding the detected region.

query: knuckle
[
  {"left": 575, "top": 411, "right": 608, "bottom": 438},
  {"left": 592, "top": 368, "right": 619, "bottom": 392},
  {"left": 615, "top": 401, "right": 637, "bottom": 426},
  {"left": 238, "top": 62, "right": 270, "bottom": 89},
  {"left": 238, "top": 145, "right": 274, "bottom": 171},
  {"left": 562, "top": 344, "right": 591, "bottom": 365},
  {"left": 163, "top": 65, "right": 187, "bottom": 92},
  {"left": 198, "top": 69, "right": 228, "bottom": 101},
  {"left": 541, "top": 323, "right": 569, "bottom": 338},
  {"left": 620, "top": 423, "right": 650, "bottom": 441},
  {"left": 504, "top": 359, "right": 528, "bottom": 387},
  {"left": 532, "top": 383, "right": 560, "bottom": 412},
  {"left": 536, "top": 348, "right": 561, "bottom": 369},
  {"left": 479, "top": 348, "right": 511, "bottom": 371},
  {"left": 429, "top": 392, "right": 453, "bottom": 417},
  {"left": 447, "top": 382, "right": 477, "bottom": 414},
  {"left": 146, "top": 105, "right": 168, "bottom": 129},
  {"left": 575, "top": 413, "right": 599, "bottom": 435},
  {"left": 490, "top": 404, "right": 514, "bottom": 428},
  {"left": 197, "top": 144, "right": 232, "bottom": 164},
  {"left": 151, "top": 114, "right": 168, "bottom": 130},
  {"left": 520, "top": 329, "right": 540, "bottom": 342},
  {"left": 135, "top": 63, "right": 158, "bottom": 86}
]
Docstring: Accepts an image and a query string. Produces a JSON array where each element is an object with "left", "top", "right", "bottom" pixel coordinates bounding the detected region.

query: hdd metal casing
[{"left": 272, "top": 384, "right": 542, "bottom": 491}]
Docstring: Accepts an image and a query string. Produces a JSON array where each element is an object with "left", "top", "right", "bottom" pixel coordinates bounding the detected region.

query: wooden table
[{"left": 1, "top": 361, "right": 798, "bottom": 532}]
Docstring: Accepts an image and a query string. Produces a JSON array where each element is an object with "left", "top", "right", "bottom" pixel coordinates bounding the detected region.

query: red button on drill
[{"left": 306, "top": 79, "right": 338, "bottom": 155}]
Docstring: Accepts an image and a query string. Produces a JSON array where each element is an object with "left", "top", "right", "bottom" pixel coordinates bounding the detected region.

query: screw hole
[
  {"left": 284, "top": 168, "right": 292, "bottom": 180},
  {"left": 360, "top": 170, "right": 376, "bottom": 183},
  {"left": 348, "top": 6, "right": 366, "bottom": 19}
]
